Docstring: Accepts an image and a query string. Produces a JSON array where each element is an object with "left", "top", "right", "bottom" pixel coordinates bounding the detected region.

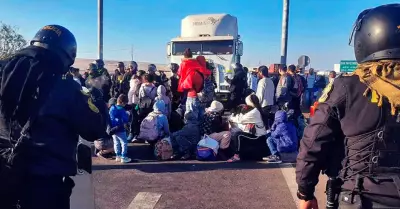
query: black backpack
[
  {"left": 138, "top": 86, "right": 155, "bottom": 110},
  {"left": 0, "top": 52, "right": 58, "bottom": 205}
]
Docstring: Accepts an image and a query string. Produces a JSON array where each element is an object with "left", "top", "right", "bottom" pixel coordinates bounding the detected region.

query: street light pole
[
  {"left": 280, "top": 0, "right": 289, "bottom": 65},
  {"left": 98, "top": 0, "right": 103, "bottom": 60}
]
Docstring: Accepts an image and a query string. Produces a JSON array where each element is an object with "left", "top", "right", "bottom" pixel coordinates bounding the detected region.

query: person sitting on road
[
  {"left": 227, "top": 94, "right": 268, "bottom": 162},
  {"left": 109, "top": 94, "right": 131, "bottom": 163},
  {"left": 200, "top": 101, "right": 231, "bottom": 151},
  {"left": 155, "top": 85, "right": 172, "bottom": 119},
  {"left": 137, "top": 100, "right": 170, "bottom": 144},
  {"left": 263, "top": 110, "right": 298, "bottom": 163},
  {"left": 170, "top": 111, "right": 201, "bottom": 160},
  {"left": 94, "top": 138, "right": 114, "bottom": 159}
]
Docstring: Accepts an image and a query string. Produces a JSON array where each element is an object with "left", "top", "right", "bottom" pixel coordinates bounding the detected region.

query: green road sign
[{"left": 340, "top": 60, "right": 358, "bottom": 72}]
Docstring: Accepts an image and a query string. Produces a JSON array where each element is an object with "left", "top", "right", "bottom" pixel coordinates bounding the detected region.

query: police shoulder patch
[
  {"left": 318, "top": 81, "right": 334, "bottom": 103},
  {"left": 87, "top": 98, "right": 99, "bottom": 113}
]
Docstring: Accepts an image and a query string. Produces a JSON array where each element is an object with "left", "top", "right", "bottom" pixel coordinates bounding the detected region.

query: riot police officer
[
  {"left": 111, "top": 61, "right": 125, "bottom": 98},
  {"left": 94, "top": 59, "right": 111, "bottom": 102},
  {"left": 225, "top": 63, "right": 248, "bottom": 110},
  {"left": 296, "top": 4, "right": 400, "bottom": 209},
  {"left": 0, "top": 25, "right": 108, "bottom": 209}
]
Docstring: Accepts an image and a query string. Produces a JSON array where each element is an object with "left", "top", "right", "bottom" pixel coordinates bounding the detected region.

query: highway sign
[
  {"left": 340, "top": 60, "right": 358, "bottom": 72},
  {"left": 298, "top": 55, "right": 310, "bottom": 68}
]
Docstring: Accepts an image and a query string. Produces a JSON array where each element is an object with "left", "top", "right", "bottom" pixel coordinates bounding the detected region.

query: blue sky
[{"left": 1, "top": 0, "right": 398, "bottom": 70}]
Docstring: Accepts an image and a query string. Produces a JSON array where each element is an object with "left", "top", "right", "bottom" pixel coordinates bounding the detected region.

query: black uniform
[
  {"left": 296, "top": 75, "right": 400, "bottom": 207},
  {"left": 226, "top": 63, "right": 248, "bottom": 110},
  {"left": 93, "top": 59, "right": 112, "bottom": 102},
  {"left": 99, "top": 68, "right": 111, "bottom": 102},
  {"left": 0, "top": 25, "right": 108, "bottom": 209},
  {"left": 296, "top": 4, "right": 400, "bottom": 208}
]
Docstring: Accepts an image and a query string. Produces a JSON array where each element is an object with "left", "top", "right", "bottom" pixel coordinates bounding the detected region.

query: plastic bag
[{"left": 197, "top": 135, "right": 219, "bottom": 154}]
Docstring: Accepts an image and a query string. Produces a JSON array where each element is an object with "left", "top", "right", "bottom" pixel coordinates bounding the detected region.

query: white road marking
[
  {"left": 279, "top": 163, "right": 299, "bottom": 208},
  {"left": 127, "top": 192, "right": 162, "bottom": 209}
]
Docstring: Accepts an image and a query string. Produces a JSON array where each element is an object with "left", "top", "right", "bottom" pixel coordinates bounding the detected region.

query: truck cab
[{"left": 167, "top": 14, "right": 243, "bottom": 102}]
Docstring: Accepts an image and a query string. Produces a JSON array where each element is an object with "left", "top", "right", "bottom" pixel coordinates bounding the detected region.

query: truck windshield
[{"left": 172, "top": 40, "right": 234, "bottom": 55}]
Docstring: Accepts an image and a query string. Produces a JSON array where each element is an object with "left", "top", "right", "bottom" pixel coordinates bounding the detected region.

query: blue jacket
[
  {"left": 109, "top": 105, "right": 129, "bottom": 129},
  {"left": 153, "top": 100, "right": 170, "bottom": 137},
  {"left": 270, "top": 111, "right": 298, "bottom": 153}
]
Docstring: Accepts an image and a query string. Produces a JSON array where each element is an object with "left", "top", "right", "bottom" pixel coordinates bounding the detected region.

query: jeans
[
  {"left": 185, "top": 97, "right": 204, "bottom": 122},
  {"left": 266, "top": 136, "right": 278, "bottom": 155},
  {"left": 113, "top": 131, "right": 128, "bottom": 158},
  {"left": 304, "top": 88, "right": 315, "bottom": 108}
]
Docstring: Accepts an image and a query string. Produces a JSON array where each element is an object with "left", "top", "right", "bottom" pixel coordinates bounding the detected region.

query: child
[
  {"left": 137, "top": 100, "right": 170, "bottom": 143},
  {"left": 155, "top": 85, "right": 172, "bottom": 119},
  {"left": 264, "top": 110, "right": 298, "bottom": 163},
  {"left": 109, "top": 94, "right": 131, "bottom": 163}
]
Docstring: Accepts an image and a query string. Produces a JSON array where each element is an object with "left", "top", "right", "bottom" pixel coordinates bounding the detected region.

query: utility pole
[
  {"left": 130, "top": 45, "right": 134, "bottom": 61},
  {"left": 98, "top": 0, "right": 103, "bottom": 60},
  {"left": 280, "top": 0, "right": 289, "bottom": 65}
]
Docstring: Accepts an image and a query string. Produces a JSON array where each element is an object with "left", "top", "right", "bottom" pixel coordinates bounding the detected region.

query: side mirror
[
  {"left": 166, "top": 42, "right": 171, "bottom": 57},
  {"left": 237, "top": 41, "right": 243, "bottom": 56}
]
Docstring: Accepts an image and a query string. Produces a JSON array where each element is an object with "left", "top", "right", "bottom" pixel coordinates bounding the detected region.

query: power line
[{"left": 78, "top": 48, "right": 131, "bottom": 54}]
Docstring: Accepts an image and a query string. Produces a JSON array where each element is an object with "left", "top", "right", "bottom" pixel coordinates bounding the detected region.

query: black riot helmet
[
  {"left": 117, "top": 62, "right": 125, "bottom": 69},
  {"left": 169, "top": 63, "right": 179, "bottom": 73},
  {"left": 94, "top": 59, "right": 105, "bottom": 69},
  {"left": 129, "top": 61, "right": 138, "bottom": 69},
  {"left": 30, "top": 25, "right": 77, "bottom": 68},
  {"left": 232, "top": 63, "right": 243, "bottom": 73},
  {"left": 350, "top": 4, "right": 400, "bottom": 63},
  {"left": 88, "top": 62, "right": 101, "bottom": 78}
]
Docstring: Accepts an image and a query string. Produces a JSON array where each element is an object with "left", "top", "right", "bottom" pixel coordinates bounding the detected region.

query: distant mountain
[{"left": 73, "top": 58, "right": 168, "bottom": 72}]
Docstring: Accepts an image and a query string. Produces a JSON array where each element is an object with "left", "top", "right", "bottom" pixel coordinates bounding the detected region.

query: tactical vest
[{"left": 339, "top": 100, "right": 400, "bottom": 197}]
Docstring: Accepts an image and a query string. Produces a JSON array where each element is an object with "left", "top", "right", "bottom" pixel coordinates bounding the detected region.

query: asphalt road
[{"left": 90, "top": 143, "right": 328, "bottom": 209}]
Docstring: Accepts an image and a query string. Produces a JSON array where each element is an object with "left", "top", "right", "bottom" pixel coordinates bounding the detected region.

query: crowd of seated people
[{"left": 77, "top": 50, "right": 306, "bottom": 164}]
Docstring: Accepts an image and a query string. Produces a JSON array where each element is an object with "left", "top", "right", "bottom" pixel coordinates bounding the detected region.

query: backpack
[
  {"left": 138, "top": 86, "right": 155, "bottom": 110},
  {"left": 0, "top": 53, "right": 58, "bottom": 202},
  {"left": 198, "top": 77, "right": 215, "bottom": 103},
  {"left": 154, "top": 138, "right": 173, "bottom": 160},
  {"left": 193, "top": 70, "right": 205, "bottom": 93},
  {"left": 137, "top": 112, "right": 159, "bottom": 141}
]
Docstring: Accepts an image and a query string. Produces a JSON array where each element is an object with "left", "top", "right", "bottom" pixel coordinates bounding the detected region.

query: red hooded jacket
[{"left": 178, "top": 57, "right": 211, "bottom": 97}]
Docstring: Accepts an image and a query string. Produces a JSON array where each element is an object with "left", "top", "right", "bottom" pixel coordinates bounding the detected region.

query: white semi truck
[{"left": 167, "top": 14, "right": 243, "bottom": 101}]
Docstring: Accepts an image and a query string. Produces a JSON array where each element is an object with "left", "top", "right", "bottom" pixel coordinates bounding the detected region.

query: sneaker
[
  {"left": 266, "top": 155, "right": 282, "bottom": 163},
  {"left": 115, "top": 156, "right": 121, "bottom": 162},
  {"left": 131, "top": 136, "right": 139, "bottom": 143},
  {"left": 120, "top": 157, "right": 132, "bottom": 163},
  {"left": 127, "top": 134, "right": 134, "bottom": 141},
  {"left": 97, "top": 151, "right": 106, "bottom": 159},
  {"left": 263, "top": 155, "right": 274, "bottom": 161}
]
